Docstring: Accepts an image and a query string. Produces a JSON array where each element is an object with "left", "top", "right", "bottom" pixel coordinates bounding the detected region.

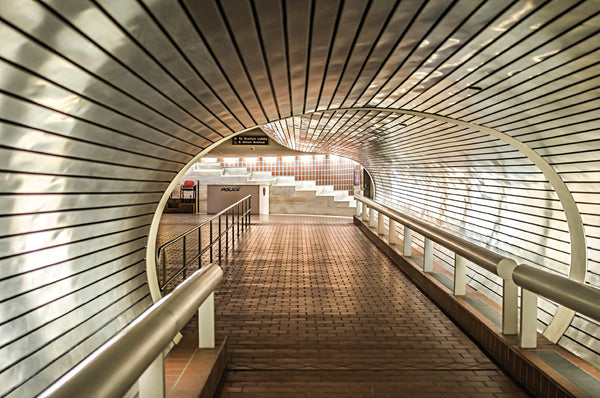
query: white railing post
[
  {"left": 388, "top": 219, "right": 399, "bottom": 245},
  {"left": 362, "top": 203, "right": 368, "bottom": 221},
  {"left": 502, "top": 279, "right": 519, "bottom": 335},
  {"left": 198, "top": 292, "right": 215, "bottom": 348},
  {"left": 454, "top": 254, "right": 466, "bottom": 296},
  {"left": 356, "top": 201, "right": 362, "bottom": 217},
  {"left": 423, "top": 237, "right": 433, "bottom": 272},
  {"left": 520, "top": 289, "right": 538, "bottom": 348},
  {"left": 378, "top": 212, "right": 385, "bottom": 235},
  {"left": 403, "top": 226, "right": 412, "bottom": 256},
  {"left": 368, "top": 207, "right": 375, "bottom": 228},
  {"left": 138, "top": 354, "right": 165, "bottom": 398}
]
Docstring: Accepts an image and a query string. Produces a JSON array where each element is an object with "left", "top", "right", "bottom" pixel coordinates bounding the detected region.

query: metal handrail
[
  {"left": 354, "top": 194, "right": 600, "bottom": 346},
  {"left": 156, "top": 195, "right": 251, "bottom": 291},
  {"left": 355, "top": 195, "right": 507, "bottom": 275},
  {"left": 40, "top": 264, "right": 223, "bottom": 398}
]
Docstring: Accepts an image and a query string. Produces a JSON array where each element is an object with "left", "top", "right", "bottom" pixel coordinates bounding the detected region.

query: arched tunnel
[{"left": 0, "top": 1, "right": 599, "bottom": 396}]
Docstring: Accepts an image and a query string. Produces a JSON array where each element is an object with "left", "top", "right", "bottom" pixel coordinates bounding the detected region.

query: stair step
[
  {"left": 316, "top": 185, "right": 335, "bottom": 196},
  {"left": 273, "top": 176, "right": 297, "bottom": 186},
  {"left": 194, "top": 169, "right": 224, "bottom": 177},
  {"left": 296, "top": 180, "right": 317, "bottom": 191},
  {"left": 222, "top": 167, "right": 251, "bottom": 177},
  {"left": 249, "top": 171, "right": 275, "bottom": 182}
]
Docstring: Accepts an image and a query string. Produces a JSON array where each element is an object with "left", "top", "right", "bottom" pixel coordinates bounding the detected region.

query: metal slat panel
[
  {"left": 0, "top": 225, "right": 149, "bottom": 279},
  {"left": 3, "top": 292, "right": 151, "bottom": 398},
  {"left": 49, "top": 0, "right": 227, "bottom": 137},
  {"left": 0, "top": 262, "right": 147, "bottom": 373},
  {"left": 0, "top": 1, "right": 212, "bottom": 141},
  {"left": 0, "top": 124, "right": 182, "bottom": 172},
  {"left": 0, "top": 193, "right": 161, "bottom": 215},
  {"left": 0, "top": 98, "right": 194, "bottom": 162},
  {"left": 183, "top": 0, "right": 268, "bottom": 125},
  {"left": 218, "top": 0, "right": 281, "bottom": 121}
]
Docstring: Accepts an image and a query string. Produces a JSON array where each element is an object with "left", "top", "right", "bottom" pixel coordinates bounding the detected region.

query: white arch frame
[{"left": 147, "top": 107, "right": 587, "bottom": 342}]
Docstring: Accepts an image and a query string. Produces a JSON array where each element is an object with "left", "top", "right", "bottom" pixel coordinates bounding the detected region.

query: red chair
[{"left": 180, "top": 180, "right": 196, "bottom": 201}]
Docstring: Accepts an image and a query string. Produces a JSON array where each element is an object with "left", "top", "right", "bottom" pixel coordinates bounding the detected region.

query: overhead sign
[{"left": 232, "top": 136, "right": 269, "bottom": 145}]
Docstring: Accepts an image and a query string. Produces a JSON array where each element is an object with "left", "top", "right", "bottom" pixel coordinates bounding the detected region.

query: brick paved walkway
[{"left": 163, "top": 215, "right": 527, "bottom": 397}]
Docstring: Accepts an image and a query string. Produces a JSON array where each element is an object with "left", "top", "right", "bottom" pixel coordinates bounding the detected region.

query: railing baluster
[
  {"left": 198, "top": 226, "right": 202, "bottom": 269},
  {"left": 210, "top": 220, "right": 213, "bottom": 263},
  {"left": 403, "top": 226, "right": 412, "bottom": 256},
  {"left": 198, "top": 292, "right": 215, "bottom": 348},
  {"left": 138, "top": 354, "right": 164, "bottom": 398},
  {"left": 356, "top": 200, "right": 362, "bottom": 217},
  {"left": 423, "top": 237, "right": 433, "bottom": 272},
  {"left": 162, "top": 250, "right": 166, "bottom": 287},
  {"left": 520, "top": 289, "right": 538, "bottom": 348},
  {"left": 362, "top": 203, "right": 368, "bottom": 221},
  {"left": 226, "top": 209, "right": 229, "bottom": 256},
  {"left": 388, "top": 219, "right": 399, "bottom": 245},
  {"left": 378, "top": 212, "right": 385, "bottom": 235},
  {"left": 454, "top": 254, "right": 466, "bottom": 296},
  {"left": 182, "top": 236, "right": 187, "bottom": 279},
  {"left": 218, "top": 215, "right": 222, "bottom": 263},
  {"left": 503, "top": 278, "right": 519, "bottom": 335}
]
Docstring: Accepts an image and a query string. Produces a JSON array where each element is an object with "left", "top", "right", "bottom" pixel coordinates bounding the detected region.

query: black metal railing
[{"left": 156, "top": 195, "right": 251, "bottom": 292}]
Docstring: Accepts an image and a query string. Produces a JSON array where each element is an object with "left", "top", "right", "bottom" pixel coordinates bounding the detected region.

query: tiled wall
[{"left": 202, "top": 155, "right": 360, "bottom": 194}]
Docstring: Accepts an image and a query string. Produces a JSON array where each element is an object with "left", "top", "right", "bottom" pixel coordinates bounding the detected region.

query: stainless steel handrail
[
  {"left": 513, "top": 265, "right": 600, "bottom": 322},
  {"left": 156, "top": 195, "right": 251, "bottom": 291},
  {"left": 354, "top": 195, "right": 600, "bottom": 340},
  {"left": 40, "top": 264, "right": 223, "bottom": 398},
  {"left": 355, "top": 195, "right": 507, "bottom": 274}
]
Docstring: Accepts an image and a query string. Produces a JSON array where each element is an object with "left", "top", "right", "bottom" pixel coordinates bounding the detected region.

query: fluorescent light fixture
[
  {"left": 330, "top": 154, "right": 340, "bottom": 162},
  {"left": 300, "top": 155, "right": 312, "bottom": 164},
  {"left": 201, "top": 157, "right": 218, "bottom": 163},
  {"left": 282, "top": 156, "right": 295, "bottom": 163},
  {"left": 315, "top": 154, "right": 326, "bottom": 161},
  {"left": 263, "top": 156, "right": 277, "bottom": 164},
  {"left": 223, "top": 157, "right": 238, "bottom": 164},
  {"left": 244, "top": 157, "right": 258, "bottom": 164}
]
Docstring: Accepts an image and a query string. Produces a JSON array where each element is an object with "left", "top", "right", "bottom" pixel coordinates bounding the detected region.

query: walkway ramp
[{"left": 164, "top": 215, "right": 526, "bottom": 397}]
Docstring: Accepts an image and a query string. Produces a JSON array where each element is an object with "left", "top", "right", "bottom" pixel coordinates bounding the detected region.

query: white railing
[
  {"left": 40, "top": 264, "right": 223, "bottom": 398},
  {"left": 355, "top": 195, "right": 600, "bottom": 348}
]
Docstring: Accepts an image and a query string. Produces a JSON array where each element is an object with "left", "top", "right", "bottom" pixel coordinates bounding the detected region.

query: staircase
[{"left": 190, "top": 164, "right": 356, "bottom": 217}]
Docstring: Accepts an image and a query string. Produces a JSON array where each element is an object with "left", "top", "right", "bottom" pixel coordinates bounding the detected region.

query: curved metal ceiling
[{"left": 0, "top": 1, "right": 598, "bottom": 396}]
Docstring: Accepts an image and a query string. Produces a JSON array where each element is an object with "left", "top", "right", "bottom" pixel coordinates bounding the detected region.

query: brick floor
[{"left": 162, "top": 214, "right": 528, "bottom": 397}]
